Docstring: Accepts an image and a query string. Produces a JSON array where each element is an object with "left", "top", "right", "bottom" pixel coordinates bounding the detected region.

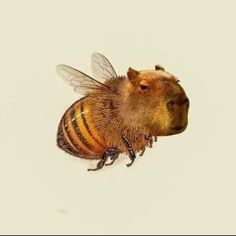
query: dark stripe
[
  {"left": 80, "top": 101, "right": 105, "bottom": 147},
  {"left": 70, "top": 105, "right": 94, "bottom": 151},
  {"left": 63, "top": 117, "right": 80, "bottom": 152},
  {"left": 57, "top": 124, "right": 74, "bottom": 154},
  {"left": 57, "top": 123, "right": 87, "bottom": 158}
]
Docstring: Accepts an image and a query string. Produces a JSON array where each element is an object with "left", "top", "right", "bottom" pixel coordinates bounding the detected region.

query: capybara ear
[
  {"left": 127, "top": 67, "right": 139, "bottom": 82},
  {"left": 155, "top": 64, "right": 165, "bottom": 71}
]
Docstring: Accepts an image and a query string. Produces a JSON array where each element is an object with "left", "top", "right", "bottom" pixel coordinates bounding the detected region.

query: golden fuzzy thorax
[{"left": 86, "top": 68, "right": 189, "bottom": 154}]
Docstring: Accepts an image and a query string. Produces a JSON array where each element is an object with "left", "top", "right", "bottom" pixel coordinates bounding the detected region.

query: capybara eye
[
  {"left": 167, "top": 101, "right": 175, "bottom": 109},
  {"left": 140, "top": 84, "right": 149, "bottom": 90}
]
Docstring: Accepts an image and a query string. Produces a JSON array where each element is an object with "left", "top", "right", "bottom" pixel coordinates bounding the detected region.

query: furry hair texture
[{"left": 84, "top": 69, "right": 189, "bottom": 154}]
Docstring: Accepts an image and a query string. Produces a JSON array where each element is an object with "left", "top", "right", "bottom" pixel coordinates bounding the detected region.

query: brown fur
[{"left": 83, "top": 68, "right": 189, "bottom": 155}]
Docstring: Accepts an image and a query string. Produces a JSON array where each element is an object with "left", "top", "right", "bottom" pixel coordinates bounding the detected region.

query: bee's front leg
[
  {"left": 122, "top": 135, "right": 136, "bottom": 167},
  {"left": 139, "top": 149, "right": 146, "bottom": 157},
  {"left": 144, "top": 135, "right": 154, "bottom": 148}
]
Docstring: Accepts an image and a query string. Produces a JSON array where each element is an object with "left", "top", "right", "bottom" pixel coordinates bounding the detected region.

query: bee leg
[
  {"left": 154, "top": 136, "right": 158, "bottom": 142},
  {"left": 139, "top": 149, "right": 146, "bottom": 157},
  {"left": 149, "top": 137, "right": 153, "bottom": 148},
  {"left": 144, "top": 135, "right": 153, "bottom": 148},
  {"left": 105, "top": 151, "right": 120, "bottom": 166},
  {"left": 87, "top": 151, "right": 109, "bottom": 171},
  {"left": 122, "top": 135, "right": 136, "bottom": 167}
]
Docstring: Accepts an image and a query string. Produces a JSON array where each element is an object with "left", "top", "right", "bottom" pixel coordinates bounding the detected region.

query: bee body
[
  {"left": 56, "top": 52, "right": 189, "bottom": 170},
  {"left": 57, "top": 98, "right": 107, "bottom": 159}
]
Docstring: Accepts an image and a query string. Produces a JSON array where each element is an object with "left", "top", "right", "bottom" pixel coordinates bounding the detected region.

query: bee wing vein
[
  {"left": 56, "top": 64, "right": 111, "bottom": 95},
  {"left": 91, "top": 52, "right": 117, "bottom": 81}
]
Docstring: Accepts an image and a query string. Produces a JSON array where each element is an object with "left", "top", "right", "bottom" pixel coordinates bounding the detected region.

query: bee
[{"left": 56, "top": 52, "right": 189, "bottom": 171}]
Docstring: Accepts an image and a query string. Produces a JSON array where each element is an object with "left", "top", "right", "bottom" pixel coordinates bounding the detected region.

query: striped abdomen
[{"left": 57, "top": 98, "right": 107, "bottom": 159}]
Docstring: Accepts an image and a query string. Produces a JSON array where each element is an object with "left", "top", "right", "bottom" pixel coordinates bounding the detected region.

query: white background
[{"left": 1, "top": 0, "right": 236, "bottom": 234}]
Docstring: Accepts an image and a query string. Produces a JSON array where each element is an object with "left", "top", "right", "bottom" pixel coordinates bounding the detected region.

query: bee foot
[
  {"left": 87, "top": 160, "right": 105, "bottom": 171},
  {"left": 139, "top": 149, "right": 145, "bottom": 157},
  {"left": 126, "top": 160, "right": 135, "bottom": 167}
]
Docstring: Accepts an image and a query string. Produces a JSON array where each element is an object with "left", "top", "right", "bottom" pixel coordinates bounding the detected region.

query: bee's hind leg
[
  {"left": 87, "top": 152, "right": 108, "bottom": 172},
  {"left": 87, "top": 149, "right": 119, "bottom": 171},
  {"left": 105, "top": 149, "right": 120, "bottom": 166}
]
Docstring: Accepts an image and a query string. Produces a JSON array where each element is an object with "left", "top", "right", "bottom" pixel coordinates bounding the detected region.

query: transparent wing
[
  {"left": 56, "top": 64, "right": 111, "bottom": 95},
  {"left": 91, "top": 52, "right": 117, "bottom": 81}
]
